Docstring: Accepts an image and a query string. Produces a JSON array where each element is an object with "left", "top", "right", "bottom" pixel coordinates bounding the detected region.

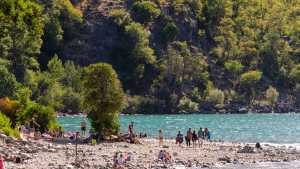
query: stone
[
  {"left": 218, "top": 156, "right": 231, "bottom": 163},
  {"left": 237, "top": 145, "right": 255, "bottom": 153}
]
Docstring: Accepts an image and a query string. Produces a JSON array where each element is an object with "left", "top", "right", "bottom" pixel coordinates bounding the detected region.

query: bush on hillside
[
  {"left": 206, "top": 88, "right": 225, "bottom": 107},
  {"left": 131, "top": 1, "right": 161, "bottom": 24}
]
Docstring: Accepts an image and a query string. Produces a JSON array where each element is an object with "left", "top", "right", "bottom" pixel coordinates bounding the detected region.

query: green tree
[
  {"left": 224, "top": 60, "right": 243, "bottom": 87},
  {"left": 241, "top": 70, "right": 262, "bottom": 85},
  {"left": 241, "top": 70, "right": 262, "bottom": 102},
  {"left": 82, "top": 63, "right": 125, "bottom": 135},
  {"left": 109, "top": 9, "right": 132, "bottom": 26},
  {"left": 18, "top": 102, "right": 58, "bottom": 133},
  {"left": 289, "top": 64, "right": 300, "bottom": 84},
  {"left": 39, "top": 0, "right": 83, "bottom": 68},
  {"left": 0, "top": 0, "right": 45, "bottom": 81},
  {"left": 131, "top": 1, "right": 161, "bottom": 24},
  {"left": 206, "top": 88, "right": 225, "bottom": 107},
  {"left": 161, "top": 22, "right": 180, "bottom": 43},
  {"left": 0, "top": 112, "right": 19, "bottom": 137},
  {"left": 265, "top": 86, "right": 279, "bottom": 106},
  {"left": 0, "top": 65, "right": 20, "bottom": 98}
]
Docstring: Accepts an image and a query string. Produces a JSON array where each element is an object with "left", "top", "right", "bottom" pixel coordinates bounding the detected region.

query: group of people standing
[
  {"left": 159, "top": 127, "right": 211, "bottom": 147},
  {"left": 176, "top": 128, "right": 211, "bottom": 147},
  {"left": 128, "top": 122, "right": 211, "bottom": 147}
]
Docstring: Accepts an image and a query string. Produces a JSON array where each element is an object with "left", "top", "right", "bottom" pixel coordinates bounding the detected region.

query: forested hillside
[{"left": 1, "top": 0, "right": 300, "bottom": 114}]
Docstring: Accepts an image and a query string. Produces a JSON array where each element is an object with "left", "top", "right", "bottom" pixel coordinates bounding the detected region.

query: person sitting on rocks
[{"left": 158, "top": 150, "right": 171, "bottom": 163}]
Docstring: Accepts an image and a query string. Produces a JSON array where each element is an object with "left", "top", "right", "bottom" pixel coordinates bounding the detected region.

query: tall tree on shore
[{"left": 82, "top": 63, "right": 125, "bottom": 135}]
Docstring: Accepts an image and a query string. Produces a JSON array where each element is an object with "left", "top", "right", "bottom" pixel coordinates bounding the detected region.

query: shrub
[
  {"left": 289, "top": 64, "right": 300, "bottom": 83},
  {"left": 0, "top": 65, "right": 20, "bottom": 98},
  {"left": 131, "top": 1, "right": 161, "bottom": 24},
  {"left": 178, "top": 96, "right": 199, "bottom": 112},
  {"left": 224, "top": 60, "right": 243, "bottom": 74},
  {"left": 18, "top": 102, "right": 58, "bottom": 133},
  {"left": 109, "top": 9, "right": 132, "bottom": 26},
  {"left": 206, "top": 88, "right": 225, "bottom": 106},
  {"left": 162, "top": 22, "right": 179, "bottom": 43},
  {"left": 0, "top": 97, "right": 21, "bottom": 127},
  {"left": 0, "top": 112, "right": 19, "bottom": 138},
  {"left": 265, "top": 86, "right": 279, "bottom": 106},
  {"left": 241, "top": 70, "right": 262, "bottom": 85}
]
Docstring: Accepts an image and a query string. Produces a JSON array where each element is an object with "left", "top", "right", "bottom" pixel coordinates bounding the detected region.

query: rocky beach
[{"left": 2, "top": 137, "right": 300, "bottom": 169}]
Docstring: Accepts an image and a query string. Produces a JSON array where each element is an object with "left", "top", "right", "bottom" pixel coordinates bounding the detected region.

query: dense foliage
[
  {"left": 82, "top": 63, "right": 124, "bottom": 134},
  {"left": 0, "top": 0, "right": 300, "bottom": 119}
]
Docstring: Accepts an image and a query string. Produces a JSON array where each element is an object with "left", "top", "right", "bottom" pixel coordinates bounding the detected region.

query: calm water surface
[{"left": 57, "top": 113, "right": 300, "bottom": 143}]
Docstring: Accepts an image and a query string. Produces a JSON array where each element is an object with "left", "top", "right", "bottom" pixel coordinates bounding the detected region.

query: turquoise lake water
[{"left": 57, "top": 113, "right": 300, "bottom": 143}]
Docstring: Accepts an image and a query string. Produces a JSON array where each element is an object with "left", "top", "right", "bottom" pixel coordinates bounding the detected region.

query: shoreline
[
  {"left": 3, "top": 138, "right": 300, "bottom": 169},
  {"left": 57, "top": 112, "right": 300, "bottom": 117}
]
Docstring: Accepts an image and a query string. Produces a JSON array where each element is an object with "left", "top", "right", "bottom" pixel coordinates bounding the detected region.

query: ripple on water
[{"left": 58, "top": 113, "right": 300, "bottom": 143}]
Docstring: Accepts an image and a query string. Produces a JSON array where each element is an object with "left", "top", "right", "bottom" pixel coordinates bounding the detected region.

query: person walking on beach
[
  {"left": 198, "top": 127, "right": 204, "bottom": 147},
  {"left": 159, "top": 129, "right": 163, "bottom": 146},
  {"left": 186, "top": 128, "right": 192, "bottom": 147}
]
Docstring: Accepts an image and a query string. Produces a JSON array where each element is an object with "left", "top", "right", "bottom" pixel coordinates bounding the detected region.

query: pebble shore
[{"left": 2, "top": 138, "right": 300, "bottom": 169}]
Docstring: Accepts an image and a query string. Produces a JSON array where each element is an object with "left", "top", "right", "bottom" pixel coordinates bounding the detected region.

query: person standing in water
[
  {"left": 80, "top": 120, "right": 87, "bottom": 137},
  {"left": 128, "top": 122, "right": 134, "bottom": 136},
  {"left": 159, "top": 129, "right": 163, "bottom": 146}
]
